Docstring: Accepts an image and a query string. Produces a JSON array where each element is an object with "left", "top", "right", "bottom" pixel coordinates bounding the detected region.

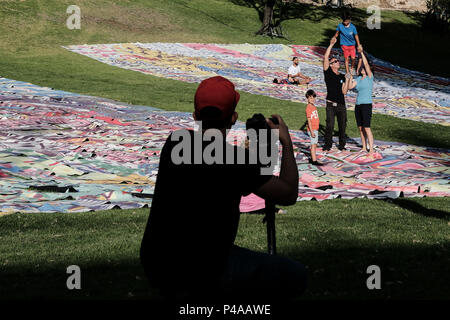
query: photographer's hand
[
  {"left": 266, "top": 114, "right": 292, "bottom": 147},
  {"left": 255, "top": 114, "right": 298, "bottom": 205}
]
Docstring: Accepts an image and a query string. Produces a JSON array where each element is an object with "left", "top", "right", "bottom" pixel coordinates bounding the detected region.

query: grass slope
[
  {"left": 0, "top": 0, "right": 449, "bottom": 300},
  {"left": 0, "top": 1, "right": 448, "bottom": 148}
]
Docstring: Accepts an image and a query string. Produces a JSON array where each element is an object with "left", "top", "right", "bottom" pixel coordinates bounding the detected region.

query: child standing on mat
[
  {"left": 305, "top": 89, "right": 322, "bottom": 166},
  {"left": 332, "top": 11, "right": 362, "bottom": 75}
]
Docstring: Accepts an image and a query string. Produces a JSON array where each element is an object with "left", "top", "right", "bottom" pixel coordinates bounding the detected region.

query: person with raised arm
[
  {"left": 322, "top": 37, "right": 348, "bottom": 152},
  {"left": 346, "top": 47, "right": 375, "bottom": 154}
]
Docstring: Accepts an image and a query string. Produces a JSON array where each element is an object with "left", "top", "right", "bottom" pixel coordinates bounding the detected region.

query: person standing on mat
[
  {"left": 322, "top": 37, "right": 350, "bottom": 151},
  {"left": 332, "top": 11, "right": 362, "bottom": 75},
  {"left": 346, "top": 47, "right": 375, "bottom": 154}
]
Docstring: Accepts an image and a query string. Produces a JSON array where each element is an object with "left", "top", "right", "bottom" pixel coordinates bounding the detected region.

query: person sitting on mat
[{"left": 288, "top": 57, "right": 312, "bottom": 85}]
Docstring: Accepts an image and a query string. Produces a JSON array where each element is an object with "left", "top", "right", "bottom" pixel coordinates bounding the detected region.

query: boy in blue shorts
[{"left": 332, "top": 11, "right": 362, "bottom": 75}]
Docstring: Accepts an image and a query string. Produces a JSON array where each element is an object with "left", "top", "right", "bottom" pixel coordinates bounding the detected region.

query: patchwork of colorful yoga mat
[
  {"left": 0, "top": 77, "right": 448, "bottom": 214},
  {"left": 63, "top": 43, "right": 450, "bottom": 126}
]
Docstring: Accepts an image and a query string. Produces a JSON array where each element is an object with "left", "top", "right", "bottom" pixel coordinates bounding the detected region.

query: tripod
[{"left": 263, "top": 200, "right": 277, "bottom": 255}]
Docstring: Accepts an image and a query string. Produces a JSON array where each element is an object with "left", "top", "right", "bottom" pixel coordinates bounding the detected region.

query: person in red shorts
[{"left": 332, "top": 11, "right": 362, "bottom": 75}]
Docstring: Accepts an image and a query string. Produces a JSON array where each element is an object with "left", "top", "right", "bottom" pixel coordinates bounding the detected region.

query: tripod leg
[{"left": 264, "top": 200, "right": 277, "bottom": 255}]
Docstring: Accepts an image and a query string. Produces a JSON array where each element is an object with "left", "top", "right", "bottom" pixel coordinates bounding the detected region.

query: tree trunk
[{"left": 256, "top": 0, "right": 276, "bottom": 35}]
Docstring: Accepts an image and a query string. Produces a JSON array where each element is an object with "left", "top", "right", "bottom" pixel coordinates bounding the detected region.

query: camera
[
  {"left": 245, "top": 113, "right": 279, "bottom": 149},
  {"left": 245, "top": 113, "right": 279, "bottom": 132},
  {"left": 245, "top": 113, "right": 279, "bottom": 169}
]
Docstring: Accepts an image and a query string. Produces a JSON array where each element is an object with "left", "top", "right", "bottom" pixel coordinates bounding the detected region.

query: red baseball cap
[{"left": 194, "top": 76, "right": 240, "bottom": 120}]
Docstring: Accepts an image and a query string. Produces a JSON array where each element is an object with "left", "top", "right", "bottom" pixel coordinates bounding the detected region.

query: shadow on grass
[
  {"left": 0, "top": 261, "right": 159, "bottom": 300},
  {"left": 290, "top": 242, "right": 450, "bottom": 300},
  {"left": 387, "top": 198, "right": 450, "bottom": 220},
  {"left": 379, "top": 125, "right": 450, "bottom": 150},
  {"left": 230, "top": 1, "right": 450, "bottom": 77},
  {"left": 230, "top": 0, "right": 339, "bottom": 28},
  {"left": 228, "top": 0, "right": 404, "bottom": 28},
  {"left": 174, "top": 1, "right": 248, "bottom": 32},
  {"left": 1, "top": 243, "right": 448, "bottom": 300}
]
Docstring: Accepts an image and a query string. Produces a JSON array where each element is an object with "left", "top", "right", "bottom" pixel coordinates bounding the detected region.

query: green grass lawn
[
  {"left": 0, "top": 0, "right": 449, "bottom": 300},
  {"left": 1, "top": 198, "right": 448, "bottom": 300}
]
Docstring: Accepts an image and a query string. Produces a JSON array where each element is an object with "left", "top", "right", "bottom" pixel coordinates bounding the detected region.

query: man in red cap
[
  {"left": 140, "top": 76, "right": 306, "bottom": 301},
  {"left": 194, "top": 75, "right": 240, "bottom": 128}
]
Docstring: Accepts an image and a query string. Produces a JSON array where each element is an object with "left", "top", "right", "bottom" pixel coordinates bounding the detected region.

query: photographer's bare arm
[
  {"left": 254, "top": 114, "right": 299, "bottom": 205},
  {"left": 323, "top": 37, "right": 337, "bottom": 71}
]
